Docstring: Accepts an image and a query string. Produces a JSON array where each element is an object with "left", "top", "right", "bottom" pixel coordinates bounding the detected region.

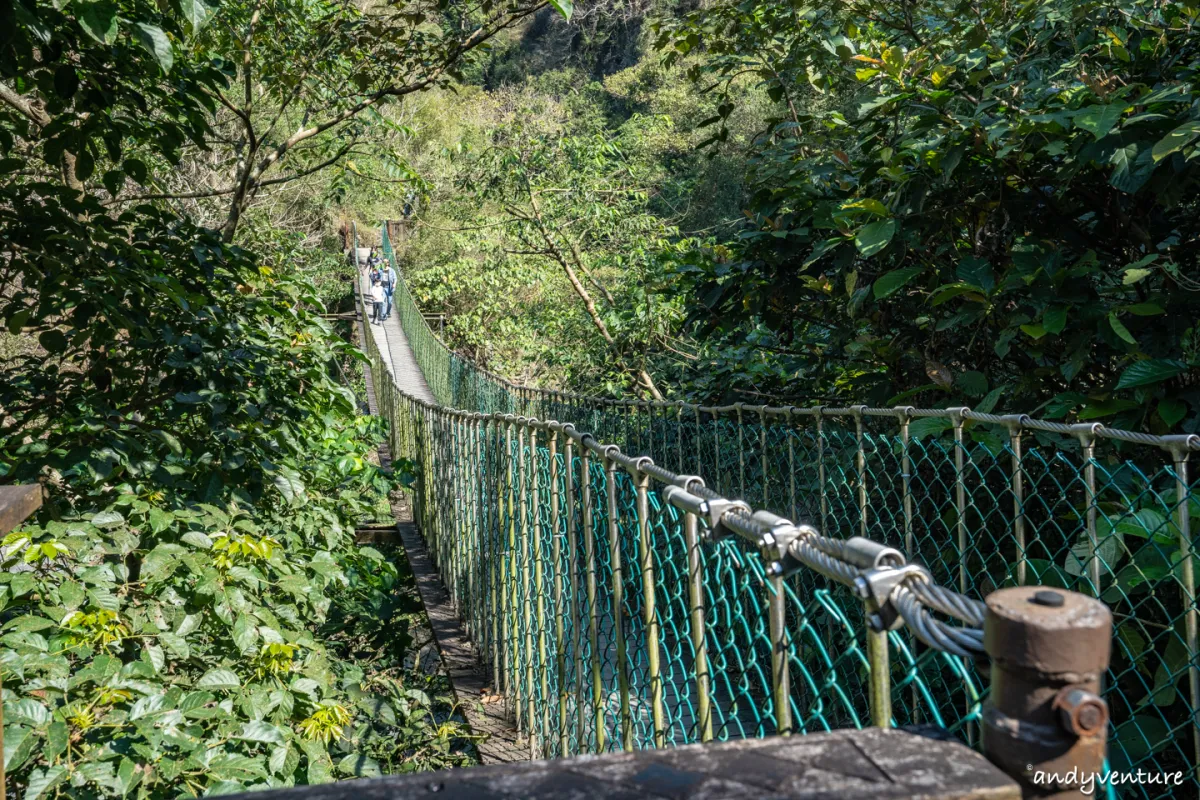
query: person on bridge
[
  {"left": 370, "top": 279, "right": 386, "bottom": 324},
  {"left": 380, "top": 261, "right": 397, "bottom": 321}
]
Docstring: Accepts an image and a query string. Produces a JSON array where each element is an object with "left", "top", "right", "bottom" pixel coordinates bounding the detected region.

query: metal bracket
[
  {"left": 701, "top": 497, "right": 751, "bottom": 542},
  {"left": 764, "top": 524, "right": 821, "bottom": 578},
  {"left": 752, "top": 510, "right": 807, "bottom": 564},
  {"left": 853, "top": 564, "right": 930, "bottom": 632}
]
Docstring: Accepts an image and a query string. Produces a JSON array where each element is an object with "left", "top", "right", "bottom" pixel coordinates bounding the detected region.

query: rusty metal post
[{"left": 982, "top": 586, "right": 1112, "bottom": 799}]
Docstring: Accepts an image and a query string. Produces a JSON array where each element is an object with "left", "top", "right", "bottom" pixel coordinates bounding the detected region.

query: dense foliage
[
  {"left": 0, "top": 0, "right": 547, "bottom": 793},
  {"left": 379, "top": 0, "right": 1200, "bottom": 434},
  {"left": 658, "top": 0, "right": 1200, "bottom": 429}
]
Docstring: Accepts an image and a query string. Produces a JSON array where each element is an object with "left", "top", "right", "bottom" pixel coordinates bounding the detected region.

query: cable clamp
[
  {"left": 701, "top": 498, "right": 751, "bottom": 542},
  {"left": 854, "top": 564, "right": 930, "bottom": 632}
]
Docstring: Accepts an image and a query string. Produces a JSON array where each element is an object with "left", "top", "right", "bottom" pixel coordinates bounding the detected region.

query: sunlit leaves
[
  {"left": 547, "top": 0, "right": 573, "bottom": 20},
  {"left": 133, "top": 23, "right": 173, "bottom": 73},
  {"left": 1074, "top": 104, "right": 1126, "bottom": 140},
  {"left": 1152, "top": 120, "right": 1200, "bottom": 162},
  {"left": 178, "top": 0, "right": 215, "bottom": 34},
  {"left": 854, "top": 219, "right": 896, "bottom": 257}
]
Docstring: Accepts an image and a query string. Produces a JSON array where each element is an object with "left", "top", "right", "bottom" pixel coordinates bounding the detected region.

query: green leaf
[
  {"left": 133, "top": 23, "right": 173, "bottom": 72},
  {"left": 5, "top": 309, "right": 30, "bottom": 334},
  {"left": 1109, "top": 142, "right": 1155, "bottom": 194},
  {"left": 930, "top": 64, "right": 956, "bottom": 88},
  {"left": 1112, "top": 715, "right": 1171, "bottom": 768},
  {"left": 547, "top": 0, "right": 573, "bottom": 20},
  {"left": 955, "top": 256, "right": 993, "bottom": 292},
  {"left": 1043, "top": 307, "right": 1067, "bottom": 335},
  {"left": 91, "top": 510, "right": 124, "bottom": 528},
  {"left": 24, "top": 766, "right": 67, "bottom": 800},
  {"left": 1123, "top": 268, "right": 1153, "bottom": 285},
  {"left": 269, "top": 745, "right": 292, "bottom": 775},
  {"left": 855, "top": 219, "right": 897, "bottom": 257},
  {"left": 1115, "top": 359, "right": 1187, "bottom": 390},
  {"left": 909, "top": 418, "right": 952, "bottom": 439},
  {"left": 1152, "top": 120, "right": 1200, "bottom": 162},
  {"left": 232, "top": 615, "right": 258, "bottom": 653},
  {"left": 181, "top": 531, "right": 213, "bottom": 549},
  {"left": 78, "top": 1, "right": 119, "bottom": 44},
  {"left": 1158, "top": 399, "right": 1188, "bottom": 427},
  {"left": 129, "top": 694, "right": 168, "bottom": 720},
  {"left": 159, "top": 631, "right": 190, "bottom": 659},
  {"left": 337, "top": 753, "right": 382, "bottom": 778},
  {"left": 1126, "top": 302, "right": 1164, "bottom": 316},
  {"left": 1020, "top": 323, "right": 1047, "bottom": 340},
  {"left": 840, "top": 198, "right": 888, "bottom": 217},
  {"left": 928, "top": 283, "right": 986, "bottom": 306},
  {"left": 197, "top": 668, "right": 241, "bottom": 689},
  {"left": 179, "top": 0, "right": 215, "bottom": 33},
  {"left": 236, "top": 721, "right": 285, "bottom": 744},
  {"left": 1074, "top": 104, "right": 1125, "bottom": 140},
  {"left": 956, "top": 370, "right": 988, "bottom": 398},
  {"left": 1108, "top": 312, "right": 1136, "bottom": 345},
  {"left": 1078, "top": 398, "right": 1140, "bottom": 420},
  {"left": 272, "top": 469, "right": 306, "bottom": 505},
  {"left": 872, "top": 267, "right": 922, "bottom": 300}
]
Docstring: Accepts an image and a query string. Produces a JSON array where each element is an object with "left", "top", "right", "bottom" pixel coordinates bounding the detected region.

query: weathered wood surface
[
  {"left": 229, "top": 727, "right": 1019, "bottom": 800},
  {"left": 0, "top": 485, "right": 42, "bottom": 535}
]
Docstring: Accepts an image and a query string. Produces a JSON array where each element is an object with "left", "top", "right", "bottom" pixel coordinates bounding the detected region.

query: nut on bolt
[{"left": 1054, "top": 687, "right": 1108, "bottom": 737}]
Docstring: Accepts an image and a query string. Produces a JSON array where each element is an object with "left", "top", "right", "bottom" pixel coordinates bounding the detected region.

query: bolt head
[{"left": 1030, "top": 589, "right": 1065, "bottom": 608}]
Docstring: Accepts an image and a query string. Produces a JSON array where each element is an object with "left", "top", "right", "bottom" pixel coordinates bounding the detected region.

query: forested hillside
[{"left": 369, "top": 0, "right": 1200, "bottom": 434}]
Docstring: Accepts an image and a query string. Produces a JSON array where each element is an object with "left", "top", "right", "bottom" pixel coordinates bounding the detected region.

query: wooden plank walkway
[{"left": 356, "top": 274, "right": 527, "bottom": 764}]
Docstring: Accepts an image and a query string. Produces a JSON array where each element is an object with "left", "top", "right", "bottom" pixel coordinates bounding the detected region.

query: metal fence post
[
  {"left": 605, "top": 451, "right": 634, "bottom": 751},
  {"left": 1072, "top": 423, "right": 1102, "bottom": 595},
  {"left": 852, "top": 405, "right": 868, "bottom": 539},
  {"left": 1002, "top": 415, "right": 1028, "bottom": 586},
  {"left": 581, "top": 446, "right": 605, "bottom": 751},
  {"left": 564, "top": 432, "right": 585, "bottom": 754},
  {"left": 518, "top": 422, "right": 537, "bottom": 756},
  {"left": 815, "top": 406, "right": 828, "bottom": 535},
  {"left": 736, "top": 402, "right": 746, "bottom": 497},
  {"left": 634, "top": 467, "right": 666, "bottom": 748},
  {"left": 770, "top": 572, "right": 792, "bottom": 735},
  {"left": 982, "top": 587, "right": 1111, "bottom": 798},
  {"left": 866, "top": 617, "right": 891, "bottom": 729},
  {"left": 550, "top": 430, "right": 568, "bottom": 757},
  {"left": 1166, "top": 437, "right": 1200, "bottom": 783},
  {"left": 502, "top": 419, "right": 517, "bottom": 714},
  {"left": 683, "top": 506, "right": 713, "bottom": 742}
]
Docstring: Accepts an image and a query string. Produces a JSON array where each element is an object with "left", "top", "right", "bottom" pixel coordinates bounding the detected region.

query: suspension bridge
[{"left": 352, "top": 222, "right": 1200, "bottom": 798}]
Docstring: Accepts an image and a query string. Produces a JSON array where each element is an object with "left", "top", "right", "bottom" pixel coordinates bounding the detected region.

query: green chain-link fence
[{"left": 366, "top": 222, "right": 1199, "bottom": 796}]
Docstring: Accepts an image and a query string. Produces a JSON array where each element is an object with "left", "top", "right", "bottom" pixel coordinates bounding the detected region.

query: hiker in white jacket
[{"left": 370, "top": 280, "right": 386, "bottom": 324}]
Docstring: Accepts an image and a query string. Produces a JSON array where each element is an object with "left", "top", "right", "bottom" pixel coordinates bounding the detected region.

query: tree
[
  {"left": 125, "top": 0, "right": 566, "bottom": 239},
  {"left": 465, "top": 122, "right": 687, "bottom": 399},
  {"left": 659, "top": 0, "right": 1200, "bottom": 431},
  {"left": 2, "top": 0, "right": 572, "bottom": 240}
]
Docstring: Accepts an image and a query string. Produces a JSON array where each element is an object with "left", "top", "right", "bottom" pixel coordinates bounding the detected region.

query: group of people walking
[{"left": 363, "top": 248, "right": 397, "bottom": 324}]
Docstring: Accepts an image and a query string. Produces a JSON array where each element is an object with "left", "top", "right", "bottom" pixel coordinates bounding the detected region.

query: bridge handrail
[{"left": 359, "top": 221, "right": 1191, "bottom": 794}]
